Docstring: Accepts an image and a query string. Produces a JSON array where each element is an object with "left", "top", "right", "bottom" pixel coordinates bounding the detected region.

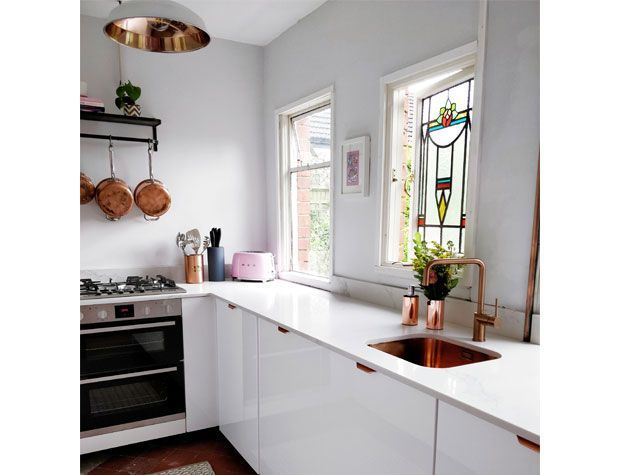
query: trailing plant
[
  {"left": 412, "top": 232, "right": 462, "bottom": 300},
  {"left": 115, "top": 81, "right": 141, "bottom": 110}
]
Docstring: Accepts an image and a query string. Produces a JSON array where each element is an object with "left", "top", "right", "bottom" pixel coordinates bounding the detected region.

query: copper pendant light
[{"left": 104, "top": 0, "right": 211, "bottom": 53}]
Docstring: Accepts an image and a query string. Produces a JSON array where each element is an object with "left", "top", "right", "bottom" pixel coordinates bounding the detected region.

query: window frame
[
  {"left": 276, "top": 86, "right": 335, "bottom": 290},
  {"left": 377, "top": 42, "right": 484, "bottom": 294}
]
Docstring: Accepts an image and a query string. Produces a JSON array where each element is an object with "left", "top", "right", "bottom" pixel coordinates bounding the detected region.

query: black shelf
[{"left": 80, "top": 111, "right": 161, "bottom": 150}]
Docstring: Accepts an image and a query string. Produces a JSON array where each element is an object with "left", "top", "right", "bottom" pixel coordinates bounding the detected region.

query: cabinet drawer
[{"left": 435, "top": 401, "right": 539, "bottom": 475}]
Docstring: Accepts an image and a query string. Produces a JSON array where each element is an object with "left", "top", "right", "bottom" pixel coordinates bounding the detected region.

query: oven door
[
  {"left": 80, "top": 363, "right": 185, "bottom": 434},
  {"left": 81, "top": 317, "right": 183, "bottom": 379}
]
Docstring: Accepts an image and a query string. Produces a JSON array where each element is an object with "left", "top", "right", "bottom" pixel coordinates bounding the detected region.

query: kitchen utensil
[
  {"left": 209, "top": 227, "right": 222, "bottom": 247},
  {"left": 80, "top": 173, "right": 95, "bottom": 205},
  {"left": 134, "top": 142, "right": 171, "bottom": 221},
  {"left": 186, "top": 229, "right": 201, "bottom": 255},
  {"left": 95, "top": 139, "right": 134, "bottom": 221},
  {"left": 176, "top": 232, "right": 187, "bottom": 255}
]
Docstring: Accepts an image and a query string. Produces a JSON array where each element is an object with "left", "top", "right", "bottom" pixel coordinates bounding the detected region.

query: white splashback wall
[
  {"left": 263, "top": 0, "right": 539, "bottom": 313},
  {"left": 80, "top": 15, "right": 267, "bottom": 270}
]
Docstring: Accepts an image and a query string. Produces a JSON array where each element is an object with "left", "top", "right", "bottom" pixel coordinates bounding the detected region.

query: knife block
[{"left": 206, "top": 247, "right": 225, "bottom": 282}]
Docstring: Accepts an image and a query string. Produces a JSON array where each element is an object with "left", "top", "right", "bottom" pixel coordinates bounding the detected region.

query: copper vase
[
  {"left": 426, "top": 300, "right": 445, "bottom": 330},
  {"left": 185, "top": 254, "right": 204, "bottom": 283}
]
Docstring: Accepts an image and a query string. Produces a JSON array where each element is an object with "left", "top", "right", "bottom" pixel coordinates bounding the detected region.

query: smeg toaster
[{"left": 231, "top": 251, "right": 276, "bottom": 282}]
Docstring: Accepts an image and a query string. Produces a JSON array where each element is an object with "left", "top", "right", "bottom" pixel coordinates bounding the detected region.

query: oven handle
[
  {"left": 80, "top": 366, "right": 179, "bottom": 385},
  {"left": 80, "top": 321, "right": 176, "bottom": 335}
]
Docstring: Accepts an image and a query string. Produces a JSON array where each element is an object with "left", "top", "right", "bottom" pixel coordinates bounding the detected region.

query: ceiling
[{"left": 80, "top": 0, "right": 327, "bottom": 46}]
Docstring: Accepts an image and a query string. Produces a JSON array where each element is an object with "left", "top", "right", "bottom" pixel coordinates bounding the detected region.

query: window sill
[
  {"left": 374, "top": 264, "right": 417, "bottom": 280},
  {"left": 278, "top": 271, "right": 331, "bottom": 292}
]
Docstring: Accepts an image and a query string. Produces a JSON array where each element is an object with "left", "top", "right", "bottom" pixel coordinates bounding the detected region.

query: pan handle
[
  {"left": 108, "top": 136, "right": 116, "bottom": 179},
  {"left": 147, "top": 141, "right": 155, "bottom": 182},
  {"left": 144, "top": 214, "right": 160, "bottom": 221}
]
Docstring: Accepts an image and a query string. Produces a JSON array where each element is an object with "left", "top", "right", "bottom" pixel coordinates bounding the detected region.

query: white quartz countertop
[{"left": 81, "top": 279, "right": 539, "bottom": 443}]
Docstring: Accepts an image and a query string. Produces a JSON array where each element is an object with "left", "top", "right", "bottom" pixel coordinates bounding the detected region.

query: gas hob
[{"left": 80, "top": 275, "right": 186, "bottom": 300}]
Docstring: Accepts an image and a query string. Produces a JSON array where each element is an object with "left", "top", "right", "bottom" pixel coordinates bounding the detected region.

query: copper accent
[
  {"left": 426, "top": 300, "right": 445, "bottom": 330},
  {"left": 184, "top": 254, "right": 203, "bottom": 283},
  {"left": 402, "top": 294, "right": 419, "bottom": 326},
  {"left": 105, "top": 17, "right": 210, "bottom": 53},
  {"left": 356, "top": 362, "right": 375, "bottom": 374},
  {"left": 134, "top": 143, "right": 171, "bottom": 220},
  {"left": 227, "top": 304, "right": 237, "bottom": 310},
  {"left": 95, "top": 142, "right": 134, "bottom": 221},
  {"left": 369, "top": 337, "right": 499, "bottom": 368},
  {"left": 95, "top": 178, "right": 134, "bottom": 220},
  {"left": 517, "top": 435, "right": 540, "bottom": 453},
  {"left": 523, "top": 157, "right": 540, "bottom": 342},
  {"left": 80, "top": 173, "right": 95, "bottom": 205},
  {"left": 277, "top": 326, "right": 289, "bottom": 334},
  {"left": 422, "top": 258, "right": 498, "bottom": 342}
]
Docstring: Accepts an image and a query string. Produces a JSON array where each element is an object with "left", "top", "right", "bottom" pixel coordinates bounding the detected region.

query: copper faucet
[{"left": 421, "top": 258, "right": 499, "bottom": 342}]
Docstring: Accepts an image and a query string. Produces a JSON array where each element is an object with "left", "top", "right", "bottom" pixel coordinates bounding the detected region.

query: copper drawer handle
[
  {"left": 227, "top": 304, "right": 237, "bottom": 310},
  {"left": 277, "top": 326, "right": 289, "bottom": 334},
  {"left": 356, "top": 362, "right": 375, "bottom": 374},
  {"left": 517, "top": 436, "right": 540, "bottom": 453}
]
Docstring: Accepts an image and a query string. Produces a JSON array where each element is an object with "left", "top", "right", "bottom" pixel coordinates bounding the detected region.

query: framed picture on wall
[{"left": 341, "top": 135, "right": 370, "bottom": 195}]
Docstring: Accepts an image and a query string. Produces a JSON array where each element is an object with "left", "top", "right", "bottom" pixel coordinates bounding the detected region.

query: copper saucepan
[
  {"left": 95, "top": 140, "right": 134, "bottom": 221},
  {"left": 80, "top": 172, "right": 95, "bottom": 205},
  {"left": 134, "top": 141, "right": 171, "bottom": 221}
]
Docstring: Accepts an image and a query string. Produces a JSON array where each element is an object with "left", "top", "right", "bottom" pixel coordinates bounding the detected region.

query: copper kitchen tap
[{"left": 422, "top": 258, "right": 499, "bottom": 342}]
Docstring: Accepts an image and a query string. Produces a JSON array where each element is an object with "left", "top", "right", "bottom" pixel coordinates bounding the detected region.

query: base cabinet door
[
  {"left": 435, "top": 401, "right": 539, "bottom": 475},
  {"left": 258, "top": 318, "right": 436, "bottom": 475},
  {"left": 182, "top": 297, "right": 218, "bottom": 432},
  {"left": 216, "top": 301, "right": 259, "bottom": 473}
]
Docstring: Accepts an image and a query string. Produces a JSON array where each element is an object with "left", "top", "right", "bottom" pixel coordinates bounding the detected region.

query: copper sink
[{"left": 368, "top": 337, "right": 499, "bottom": 368}]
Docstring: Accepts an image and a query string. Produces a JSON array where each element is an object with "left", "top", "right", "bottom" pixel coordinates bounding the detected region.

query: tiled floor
[{"left": 80, "top": 428, "right": 256, "bottom": 475}]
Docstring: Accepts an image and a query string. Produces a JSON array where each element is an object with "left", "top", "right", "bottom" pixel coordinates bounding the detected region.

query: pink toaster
[{"left": 231, "top": 252, "right": 276, "bottom": 282}]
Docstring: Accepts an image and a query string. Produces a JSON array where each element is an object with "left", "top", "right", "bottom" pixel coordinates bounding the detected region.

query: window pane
[
  {"left": 290, "top": 107, "right": 331, "bottom": 168},
  {"left": 417, "top": 78, "right": 473, "bottom": 254},
  {"left": 290, "top": 167, "right": 331, "bottom": 277}
]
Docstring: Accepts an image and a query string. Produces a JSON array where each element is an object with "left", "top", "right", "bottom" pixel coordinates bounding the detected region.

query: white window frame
[
  {"left": 275, "top": 86, "right": 334, "bottom": 291},
  {"left": 377, "top": 39, "right": 486, "bottom": 295}
]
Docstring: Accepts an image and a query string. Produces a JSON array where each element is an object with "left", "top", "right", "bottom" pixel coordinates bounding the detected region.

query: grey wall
[
  {"left": 80, "top": 15, "right": 267, "bottom": 270},
  {"left": 263, "top": 0, "right": 539, "bottom": 312}
]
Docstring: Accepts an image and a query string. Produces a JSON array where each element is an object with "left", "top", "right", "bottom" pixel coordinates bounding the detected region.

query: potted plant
[
  {"left": 412, "top": 232, "right": 462, "bottom": 329},
  {"left": 115, "top": 80, "right": 142, "bottom": 117}
]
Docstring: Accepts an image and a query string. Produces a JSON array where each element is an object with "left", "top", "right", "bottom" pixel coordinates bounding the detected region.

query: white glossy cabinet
[
  {"left": 435, "top": 401, "right": 539, "bottom": 475},
  {"left": 258, "top": 318, "right": 436, "bottom": 475},
  {"left": 216, "top": 300, "right": 259, "bottom": 473},
  {"left": 182, "top": 297, "right": 218, "bottom": 432}
]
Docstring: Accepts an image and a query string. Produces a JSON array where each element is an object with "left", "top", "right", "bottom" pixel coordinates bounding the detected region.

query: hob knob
[
  {"left": 144, "top": 306, "right": 151, "bottom": 316},
  {"left": 165, "top": 303, "right": 173, "bottom": 313},
  {"left": 97, "top": 310, "right": 108, "bottom": 320},
  {"left": 80, "top": 311, "right": 84, "bottom": 321}
]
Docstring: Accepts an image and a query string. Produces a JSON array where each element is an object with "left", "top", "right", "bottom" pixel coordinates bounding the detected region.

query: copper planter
[
  {"left": 185, "top": 254, "right": 204, "bottom": 284},
  {"left": 426, "top": 300, "right": 445, "bottom": 330}
]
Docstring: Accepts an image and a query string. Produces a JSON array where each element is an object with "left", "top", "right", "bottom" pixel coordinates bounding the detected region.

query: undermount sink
[{"left": 369, "top": 337, "right": 500, "bottom": 368}]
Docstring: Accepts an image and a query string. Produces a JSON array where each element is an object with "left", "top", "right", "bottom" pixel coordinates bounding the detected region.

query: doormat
[{"left": 149, "top": 461, "right": 215, "bottom": 475}]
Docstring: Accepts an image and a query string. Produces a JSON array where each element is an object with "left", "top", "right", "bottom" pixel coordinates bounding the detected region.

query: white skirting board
[{"left": 80, "top": 419, "right": 186, "bottom": 455}]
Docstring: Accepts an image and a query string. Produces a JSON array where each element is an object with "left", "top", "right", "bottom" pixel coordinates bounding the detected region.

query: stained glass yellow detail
[{"left": 438, "top": 193, "right": 447, "bottom": 224}]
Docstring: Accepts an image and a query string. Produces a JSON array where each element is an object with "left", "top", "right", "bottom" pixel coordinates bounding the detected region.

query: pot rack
[{"left": 80, "top": 111, "right": 161, "bottom": 151}]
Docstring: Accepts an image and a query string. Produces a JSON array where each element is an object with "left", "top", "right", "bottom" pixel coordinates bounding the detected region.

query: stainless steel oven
[{"left": 80, "top": 299, "right": 186, "bottom": 437}]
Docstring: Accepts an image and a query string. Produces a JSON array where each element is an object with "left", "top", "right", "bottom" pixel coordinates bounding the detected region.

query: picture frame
[{"left": 341, "top": 135, "right": 370, "bottom": 195}]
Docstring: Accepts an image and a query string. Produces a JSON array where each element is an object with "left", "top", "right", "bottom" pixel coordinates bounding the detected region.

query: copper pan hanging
[
  {"left": 134, "top": 141, "right": 171, "bottom": 221},
  {"left": 95, "top": 139, "right": 134, "bottom": 221},
  {"left": 80, "top": 172, "right": 95, "bottom": 205}
]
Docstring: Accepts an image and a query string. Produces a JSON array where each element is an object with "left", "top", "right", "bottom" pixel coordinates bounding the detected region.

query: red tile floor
[{"left": 80, "top": 428, "right": 256, "bottom": 475}]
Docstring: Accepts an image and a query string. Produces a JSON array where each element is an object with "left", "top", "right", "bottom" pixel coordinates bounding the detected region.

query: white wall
[
  {"left": 263, "top": 0, "right": 539, "bottom": 313},
  {"left": 80, "top": 15, "right": 267, "bottom": 270}
]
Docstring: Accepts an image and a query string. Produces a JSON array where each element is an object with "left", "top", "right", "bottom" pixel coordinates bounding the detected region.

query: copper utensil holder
[{"left": 185, "top": 254, "right": 204, "bottom": 283}]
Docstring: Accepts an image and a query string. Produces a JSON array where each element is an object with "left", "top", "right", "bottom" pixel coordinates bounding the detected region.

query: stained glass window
[{"left": 417, "top": 78, "right": 473, "bottom": 253}]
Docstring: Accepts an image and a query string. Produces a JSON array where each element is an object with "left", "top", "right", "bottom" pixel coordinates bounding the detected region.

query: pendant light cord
[{"left": 117, "top": 0, "right": 123, "bottom": 85}]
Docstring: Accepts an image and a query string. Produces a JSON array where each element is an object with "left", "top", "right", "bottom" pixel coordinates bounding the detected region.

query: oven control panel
[{"left": 80, "top": 299, "right": 182, "bottom": 325}]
